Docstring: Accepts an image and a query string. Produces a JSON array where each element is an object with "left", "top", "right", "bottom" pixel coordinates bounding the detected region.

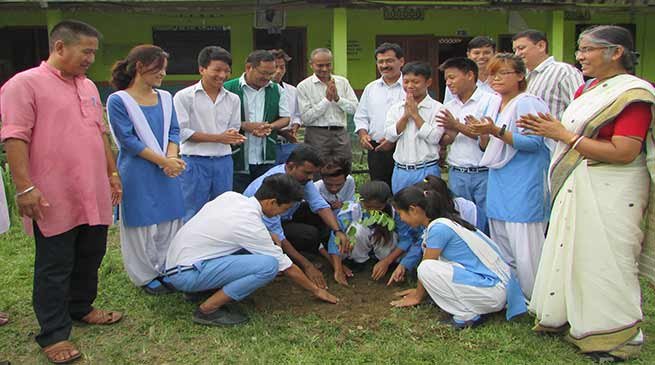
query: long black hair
[{"left": 392, "top": 186, "right": 476, "bottom": 231}]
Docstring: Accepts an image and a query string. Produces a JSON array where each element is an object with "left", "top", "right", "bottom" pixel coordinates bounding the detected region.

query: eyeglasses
[
  {"left": 575, "top": 46, "right": 614, "bottom": 57},
  {"left": 490, "top": 71, "right": 518, "bottom": 79},
  {"left": 254, "top": 68, "right": 275, "bottom": 78}
]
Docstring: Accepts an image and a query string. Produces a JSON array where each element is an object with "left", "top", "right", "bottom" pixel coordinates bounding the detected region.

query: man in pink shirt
[{"left": 0, "top": 20, "right": 123, "bottom": 364}]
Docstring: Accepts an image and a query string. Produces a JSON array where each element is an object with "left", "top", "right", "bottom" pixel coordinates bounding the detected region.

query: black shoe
[
  {"left": 192, "top": 306, "right": 249, "bottom": 326},
  {"left": 586, "top": 352, "right": 624, "bottom": 363},
  {"left": 438, "top": 315, "right": 485, "bottom": 330},
  {"left": 142, "top": 283, "right": 174, "bottom": 296}
]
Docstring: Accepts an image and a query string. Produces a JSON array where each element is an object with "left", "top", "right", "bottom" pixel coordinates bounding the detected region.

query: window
[{"left": 152, "top": 26, "right": 231, "bottom": 74}]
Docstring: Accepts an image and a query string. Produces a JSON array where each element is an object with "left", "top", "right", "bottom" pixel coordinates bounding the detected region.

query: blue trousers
[
  {"left": 448, "top": 167, "right": 489, "bottom": 234},
  {"left": 180, "top": 155, "right": 233, "bottom": 222},
  {"left": 167, "top": 254, "right": 278, "bottom": 301},
  {"left": 275, "top": 143, "right": 298, "bottom": 165},
  {"left": 391, "top": 164, "right": 441, "bottom": 194}
]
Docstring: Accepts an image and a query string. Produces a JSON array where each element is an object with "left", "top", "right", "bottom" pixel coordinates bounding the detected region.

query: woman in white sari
[{"left": 518, "top": 25, "right": 654, "bottom": 361}]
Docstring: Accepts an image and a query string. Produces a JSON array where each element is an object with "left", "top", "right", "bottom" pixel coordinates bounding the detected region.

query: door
[
  {"left": 254, "top": 27, "right": 307, "bottom": 86},
  {"left": 0, "top": 27, "right": 49, "bottom": 86}
]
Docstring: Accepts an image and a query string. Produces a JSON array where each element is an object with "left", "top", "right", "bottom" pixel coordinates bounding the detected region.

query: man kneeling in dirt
[{"left": 165, "top": 174, "right": 338, "bottom": 326}]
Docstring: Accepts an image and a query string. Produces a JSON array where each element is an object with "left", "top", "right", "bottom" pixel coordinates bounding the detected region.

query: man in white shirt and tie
[
  {"left": 173, "top": 46, "right": 246, "bottom": 221},
  {"left": 297, "top": 48, "right": 358, "bottom": 165},
  {"left": 354, "top": 43, "right": 405, "bottom": 189},
  {"left": 437, "top": 57, "right": 501, "bottom": 234}
]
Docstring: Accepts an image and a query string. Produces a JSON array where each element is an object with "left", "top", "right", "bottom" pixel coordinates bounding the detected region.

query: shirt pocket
[{"left": 80, "top": 96, "right": 105, "bottom": 130}]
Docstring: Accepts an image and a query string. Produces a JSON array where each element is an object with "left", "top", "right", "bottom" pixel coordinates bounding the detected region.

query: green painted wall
[{"left": 2, "top": 6, "right": 652, "bottom": 91}]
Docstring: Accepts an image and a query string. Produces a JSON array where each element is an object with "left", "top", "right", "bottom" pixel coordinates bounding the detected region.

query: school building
[{"left": 2, "top": 0, "right": 655, "bottom": 280}]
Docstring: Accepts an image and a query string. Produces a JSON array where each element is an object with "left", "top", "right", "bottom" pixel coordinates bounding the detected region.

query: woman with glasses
[
  {"left": 519, "top": 25, "right": 654, "bottom": 362},
  {"left": 468, "top": 53, "right": 551, "bottom": 300}
]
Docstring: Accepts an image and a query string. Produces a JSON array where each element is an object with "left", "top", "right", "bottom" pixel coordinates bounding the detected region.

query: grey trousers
[{"left": 304, "top": 126, "right": 352, "bottom": 165}]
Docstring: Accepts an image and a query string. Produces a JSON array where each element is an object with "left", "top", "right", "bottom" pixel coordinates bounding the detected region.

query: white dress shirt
[
  {"left": 354, "top": 76, "right": 405, "bottom": 142},
  {"left": 443, "top": 79, "right": 495, "bottom": 104},
  {"left": 445, "top": 87, "right": 501, "bottom": 168},
  {"left": 385, "top": 95, "right": 445, "bottom": 165},
  {"left": 238, "top": 74, "right": 290, "bottom": 164},
  {"left": 281, "top": 81, "right": 302, "bottom": 127},
  {"left": 166, "top": 191, "right": 293, "bottom": 271},
  {"left": 173, "top": 81, "right": 241, "bottom": 157},
  {"left": 296, "top": 74, "right": 358, "bottom": 127}
]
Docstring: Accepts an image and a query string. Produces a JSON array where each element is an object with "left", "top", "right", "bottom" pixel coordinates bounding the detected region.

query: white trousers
[
  {"left": 489, "top": 219, "right": 546, "bottom": 299},
  {"left": 120, "top": 219, "right": 184, "bottom": 286},
  {"left": 418, "top": 260, "right": 506, "bottom": 322},
  {"left": 347, "top": 222, "right": 396, "bottom": 263}
]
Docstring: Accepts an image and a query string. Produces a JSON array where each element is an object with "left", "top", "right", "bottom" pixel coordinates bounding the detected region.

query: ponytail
[
  {"left": 110, "top": 59, "right": 135, "bottom": 90},
  {"left": 109, "top": 44, "right": 169, "bottom": 90}
]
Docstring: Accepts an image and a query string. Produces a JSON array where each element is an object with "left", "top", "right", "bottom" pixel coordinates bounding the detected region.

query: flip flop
[
  {"left": 0, "top": 312, "right": 8, "bottom": 326},
  {"left": 42, "top": 340, "right": 81, "bottom": 364}
]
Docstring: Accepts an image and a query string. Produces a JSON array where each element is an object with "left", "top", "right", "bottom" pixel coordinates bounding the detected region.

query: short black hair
[
  {"left": 246, "top": 50, "right": 275, "bottom": 67},
  {"left": 49, "top": 19, "right": 101, "bottom": 51},
  {"left": 270, "top": 49, "right": 292, "bottom": 62},
  {"left": 198, "top": 46, "right": 232, "bottom": 68},
  {"left": 320, "top": 156, "right": 351, "bottom": 178},
  {"left": 512, "top": 29, "right": 549, "bottom": 52},
  {"left": 286, "top": 143, "right": 323, "bottom": 168},
  {"left": 439, "top": 57, "right": 479, "bottom": 80},
  {"left": 374, "top": 42, "right": 404, "bottom": 59},
  {"left": 359, "top": 181, "right": 392, "bottom": 205},
  {"left": 254, "top": 173, "right": 304, "bottom": 204},
  {"left": 401, "top": 61, "right": 431, "bottom": 79},
  {"left": 467, "top": 36, "right": 495, "bottom": 51}
]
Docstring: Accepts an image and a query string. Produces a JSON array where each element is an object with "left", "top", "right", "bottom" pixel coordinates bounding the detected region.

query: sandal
[
  {"left": 42, "top": 340, "right": 81, "bottom": 364},
  {"left": 0, "top": 311, "right": 8, "bottom": 326},
  {"left": 79, "top": 309, "right": 123, "bottom": 325}
]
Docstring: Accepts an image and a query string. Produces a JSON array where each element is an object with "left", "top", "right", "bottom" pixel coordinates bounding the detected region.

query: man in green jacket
[{"left": 224, "top": 50, "right": 290, "bottom": 191}]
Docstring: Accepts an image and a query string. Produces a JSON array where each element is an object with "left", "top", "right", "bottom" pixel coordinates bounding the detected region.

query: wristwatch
[{"left": 498, "top": 124, "right": 507, "bottom": 137}]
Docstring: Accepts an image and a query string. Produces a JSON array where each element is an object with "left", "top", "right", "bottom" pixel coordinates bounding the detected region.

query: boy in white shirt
[
  {"left": 382, "top": 62, "right": 447, "bottom": 193},
  {"left": 165, "top": 174, "right": 338, "bottom": 326}
]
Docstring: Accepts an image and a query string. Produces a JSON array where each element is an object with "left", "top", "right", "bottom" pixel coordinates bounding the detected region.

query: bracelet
[
  {"left": 572, "top": 136, "right": 585, "bottom": 150},
  {"left": 567, "top": 134, "right": 580, "bottom": 146},
  {"left": 166, "top": 155, "right": 178, "bottom": 158},
  {"left": 110, "top": 171, "right": 119, "bottom": 177},
  {"left": 15, "top": 185, "right": 35, "bottom": 198},
  {"left": 497, "top": 124, "right": 507, "bottom": 137}
]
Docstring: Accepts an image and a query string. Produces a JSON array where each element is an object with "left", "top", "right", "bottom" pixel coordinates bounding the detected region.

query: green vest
[{"left": 224, "top": 77, "right": 281, "bottom": 173}]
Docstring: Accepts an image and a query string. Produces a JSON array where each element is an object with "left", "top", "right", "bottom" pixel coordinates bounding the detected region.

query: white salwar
[
  {"left": 418, "top": 219, "right": 512, "bottom": 322},
  {"left": 120, "top": 218, "right": 184, "bottom": 286},
  {"left": 346, "top": 221, "right": 396, "bottom": 264},
  {"left": 530, "top": 75, "right": 655, "bottom": 358}
]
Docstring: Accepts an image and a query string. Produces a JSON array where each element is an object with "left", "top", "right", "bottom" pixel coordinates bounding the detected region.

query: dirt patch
[{"left": 248, "top": 260, "right": 431, "bottom": 326}]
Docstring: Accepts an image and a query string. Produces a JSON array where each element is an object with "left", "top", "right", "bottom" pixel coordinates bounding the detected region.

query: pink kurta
[{"left": 0, "top": 61, "right": 112, "bottom": 237}]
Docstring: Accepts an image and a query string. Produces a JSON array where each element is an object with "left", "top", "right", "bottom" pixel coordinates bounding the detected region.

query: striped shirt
[{"left": 526, "top": 56, "right": 583, "bottom": 120}]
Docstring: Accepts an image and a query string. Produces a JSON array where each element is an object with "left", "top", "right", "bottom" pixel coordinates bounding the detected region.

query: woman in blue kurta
[
  {"left": 468, "top": 53, "right": 550, "bottom": 300},
  {"left": 389, "top": 186, "right": 526, "bottom": 329},
  {"left": 107, "top": 45, "right": 186, "bottom": 294}
]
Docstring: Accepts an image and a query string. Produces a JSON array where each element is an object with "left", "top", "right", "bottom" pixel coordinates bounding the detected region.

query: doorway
[
  {"left": 0, "top": 27, "right": 49, "bottom": 86},
  {"left": 254, "top": 27, "right": 307, "bottom": 86}
]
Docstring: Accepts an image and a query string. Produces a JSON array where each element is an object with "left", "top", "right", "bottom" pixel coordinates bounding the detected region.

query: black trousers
[
  {"left": 33, "top": 222, "right": 108, "bottom": 348},
  {"left": 368, "top": 141, "right": 395, "bottom": 189},
  {"left": 282, "top": 203, "right": 329, "bottom": 254}
]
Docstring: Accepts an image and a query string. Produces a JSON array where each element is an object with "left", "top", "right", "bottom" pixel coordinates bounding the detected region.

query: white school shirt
[
  {"left": 527, "top": 56, "right": 583, "bottom": 120},
  {"left": 281, "top": 82, "right": 302, "bottom": 128},
  {"left": 384, "top": 95, "right": 445, "bottom": 165},
  {"left": 239, "top": 74, "right": 290, "bottom": 164},
  {"left": 296, "top": 74, "right": 358, "bottom": 127},
  {"left": 173, "top": 81, "right": 241, "bottom": 157},
  {"left": 165, "top": 191, "right": 293, "bottom": 272},
  {"left": 445, "top": 87, "right": 502, "bottom": 168},
  {"left": 353, "top": 76, "right": 405, "bottom": 142},
  {"left": 314, "top": 175, "right": 356, "bottom": 212},
  {"left": 443, "top": 79, "right": 495, "bottom": 104}
]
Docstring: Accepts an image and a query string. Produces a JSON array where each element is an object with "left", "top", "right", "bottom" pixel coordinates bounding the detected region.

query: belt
[
  {"left": 394, "top": 159, "right": 439, "bottom": 170},
  {"left": 309, "top": 125, "right": 344, "bottom": 130},
  {"left": 164, "top": 264, "right": 197, "bottom": 276},
  {"left": 451, "top": 166, "right": 488, "bottom": 173},
  {"left": 181, "top": 154, "right": 229, "bottom": 160}
]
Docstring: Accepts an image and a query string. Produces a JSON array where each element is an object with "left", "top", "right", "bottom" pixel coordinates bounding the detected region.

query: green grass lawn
[{"left": 1, "top": 223, "right": 654, "bottom": 364}]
